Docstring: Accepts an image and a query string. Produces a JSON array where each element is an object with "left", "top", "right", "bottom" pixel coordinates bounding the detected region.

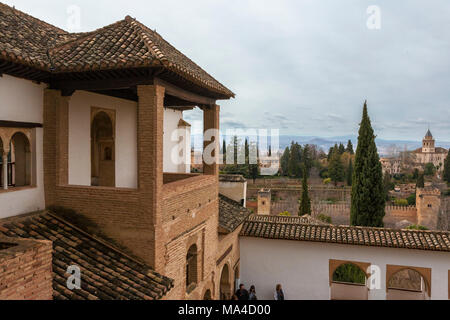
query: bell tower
[{"left": 422, "top": 129, "right": 435, "bottom": 153}]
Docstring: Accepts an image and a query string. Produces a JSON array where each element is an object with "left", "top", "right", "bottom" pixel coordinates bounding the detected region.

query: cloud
[{"left": 6, "top": 0, "right": 450, "bottom": 140}]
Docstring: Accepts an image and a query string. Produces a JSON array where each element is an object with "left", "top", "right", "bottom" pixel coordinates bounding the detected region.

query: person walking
[
  {"left": 248, "top": 285, "right": 258, "bottom": 300},
  {"left": 274, "top": 284, "right": 285, "bottom": 300},
  {"left": 235, "top": 284, "right": 249, "bottom": 300}
]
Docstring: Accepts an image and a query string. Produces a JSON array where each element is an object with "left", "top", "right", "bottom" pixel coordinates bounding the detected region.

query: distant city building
[
  {"left": 413, "top": 129, "right": 448, "bottom": 171},
  {"left": 380, "top": 157, "right": 401, "bottom": 175},
  {"left": 380, "top": 129, "right": 448, "bottom": 174}
]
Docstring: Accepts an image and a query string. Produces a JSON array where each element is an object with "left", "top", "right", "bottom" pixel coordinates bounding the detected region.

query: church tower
[{"left": 422, "top": 129, "right": 435, "bottom": 153}]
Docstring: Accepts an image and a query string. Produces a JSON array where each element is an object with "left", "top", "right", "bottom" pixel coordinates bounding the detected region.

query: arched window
[
  {"left": 387, "top": 267, "right": 430, "bottom": 300},
  {"left": 10, "top": 132, "right": 31, "bottom": 187},
  {"left": 220, "top": 264, "right": 231, "bottom": 300},
  {"left": 186, "top": 244, "right": 198, "bottom": 292},
  {"left": 330, "top": 262, "right": 368, "bottom": 300},
  {"left": 203, "top": 289, "right": 212, "bottom": 300},
  {"left": 91, "top": 111, "right": 115, "bottom": 187}
]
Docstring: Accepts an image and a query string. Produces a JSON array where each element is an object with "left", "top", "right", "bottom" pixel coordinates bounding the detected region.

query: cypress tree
[
  {"left": 350, "top": 101, "right": 385, "bottom": 227},
  {"left": 327, "top": 146, "right": 334, "bottom": 161},
  {"left": 329, "top": 148, "right": 344, "bottom": 186},
  {"left": 417, "top": 173, "right": 425, "bottom": 188},
  {"left": 222, "top": 139, "right": 227, "bottom": 164},
  {"left": 443, "top": 149, "right": 450, "bottom": 183},
  {"left": 244, "top": 138, "right": 249, "bottom": 165},
  {"left": 299, "top": 166, "right": 311, "bottom": 215},
  {"left": 338, "top": 143, "right": 346, "bottom": 155},
  {"left": 347, "top": 159, "right": 353, "bottom": 186},
  {"left": 288, "top": 142, "right": 301, "bottom": 178},
  {"left": 346, "top": 140, "right": 354, "bottom": 154},
  {"left": 280, "top": 147, "right": 290, "bottom": 176}
]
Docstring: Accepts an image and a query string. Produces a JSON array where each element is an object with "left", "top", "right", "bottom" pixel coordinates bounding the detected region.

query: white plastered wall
[
  {"left": 163, "top": 108, "right": 191, "bottom": 173},
  {"left": 68, "top": 91, "right": 138, "bottom": 188},
  {"left": 240, "top": 237, "right": 450, "bottom": 300},
  {"left": 0, "top": 75, "right": 45, "bottom": 218}
]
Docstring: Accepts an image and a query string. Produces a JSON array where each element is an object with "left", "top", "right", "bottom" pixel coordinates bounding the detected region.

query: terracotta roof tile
[
  {"left": 241, "top": 214, "right": 450, "bottom": 252},
  {"left": 219, "top": 195, "right": 252, "bottom": 233},
  {"left": 0, "top": 3, "right": 233, "bottom": 98},
  {"left": 0, "top": 212, "right": 173, "bottom": 300}
]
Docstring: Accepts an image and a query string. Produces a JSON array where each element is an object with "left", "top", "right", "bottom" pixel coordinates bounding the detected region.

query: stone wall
[{"left": 0, "top": 237, "right": 52, "bottom": 300}]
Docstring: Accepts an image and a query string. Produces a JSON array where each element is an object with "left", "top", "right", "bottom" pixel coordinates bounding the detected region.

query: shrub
[
  {"left": 406, "top": 193, "right": 416, "bottom": 205},
  {"left": 279, "top": 211, "right": 291, "bottom": 217},
  {"left": 333, "top": 264, "right": 366, "bottom": 284},
  {"left": 317, "top": 214, "right": 332, "bottom": 224},
  {"left": 394, "top": 198, "right": 408, "bottom": 206},
  {"left": 406, "top": 225, "right": 428, "bottom": 230},
  {"left": 323, "top": 178, "right": 332, "bottom": 185}
]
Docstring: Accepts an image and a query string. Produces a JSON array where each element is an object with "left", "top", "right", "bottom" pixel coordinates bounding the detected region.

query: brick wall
[
  {"left": 42, "top": 87, "right": 227, "bottom": 300},
  {"left": 0, "top": 237, "right": 52, "bottom": 300}
]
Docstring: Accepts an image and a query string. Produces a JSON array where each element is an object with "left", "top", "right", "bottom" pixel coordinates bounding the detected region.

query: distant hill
[
  {"left": 191, "top": 134, "right": 450, "bottom": 157},
  {"left": 277, "top": 135, "right": 450, "bottom": 157}
]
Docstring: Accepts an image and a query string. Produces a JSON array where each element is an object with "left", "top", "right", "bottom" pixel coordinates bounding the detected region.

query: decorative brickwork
[
  {"left": 0, "top": 237, "right": 52, "bottom": 300},
  {"left": 386, "top": 264, "right": 432, "bottom": 297}
]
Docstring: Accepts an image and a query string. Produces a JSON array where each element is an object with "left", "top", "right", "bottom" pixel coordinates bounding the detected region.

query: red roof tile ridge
[
  {"left": 48, "top": 18, "right": 130, "bottom": 54},
  {"left": 129, "top": 16, "right": 235, "bottom": 97},
  {"left": 126, "top": 17, "right": 166, "bottom": 65}
]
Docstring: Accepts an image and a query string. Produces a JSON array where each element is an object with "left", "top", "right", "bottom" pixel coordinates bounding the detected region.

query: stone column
[
  {"left": 137, "top": 84, "right": 165, "bottom": 270},
  {"left": 203, "top": 105, "right": 220, "bottom": 176},
  {"left": 2, "top": 148, "right": 9, "bottom": 190}
]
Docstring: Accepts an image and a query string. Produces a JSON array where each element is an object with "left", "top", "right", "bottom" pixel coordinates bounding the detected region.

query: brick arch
[
  {"left": 219, "top": 262, "right": 232, "bottom": 300},
  {"left": 0, "top": 127, "right": 32, "bottom": 153},
  {"left": 329, "top": 259, "right": 371, "bottom": 286},
  {"left": 201, "top": 281, "right": 214, "bottom": 300},
  {"left": 386, "top": 265, "right": 431, "bottom": 297}
]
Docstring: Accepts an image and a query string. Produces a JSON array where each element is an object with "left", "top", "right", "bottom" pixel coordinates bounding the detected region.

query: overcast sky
[{"left": 5, "top": 0, "right": 450, "bottom": 141}]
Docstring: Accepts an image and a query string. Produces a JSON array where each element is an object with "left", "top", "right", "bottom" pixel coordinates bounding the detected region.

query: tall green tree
[
  {"left": 346, "top": 140, "right": 354, "bottom": 155},
  {"left": 444, "top": 149, "right": 450, "bottom": 183},
  {"left": 280, "top": 147, "right": 290, "bottom": 176},
  {"left": 416, "top": 173, "right": 425, "bottom": 188},
  {"left": 299, "top": 166, "right": 311, "bottom": 215},
  {"left": 248, "top": 141, "right": 259, "bottom": 183},
  {"left": 329, "top": 148, "right": 344, "bottom": 186},
  {"left": 288, "top": 142, "right": 302, "bottom": 178},
  {"left": 350, "top": 101, "right": 385, "bottom": 227},
  {"left": 303, "top": 144, "right": 312, "bottom": 177},
  {"left": 222, "top": 139, "right": 227, "bottom": 164},
  {"left": 383, "top": 173, "right": 393, "bottom": 201},
  {"left": 244, "top": 138, "right": 249, "bottom": 165},
  {"left": 346, "top": 159, "right": 353, "bottom": 186},
  {"left": 327, "top": 146, "right": 335, "bottom": 161},
  {"left": 338, "top": 143, "right": 346, "bottom": 155}
]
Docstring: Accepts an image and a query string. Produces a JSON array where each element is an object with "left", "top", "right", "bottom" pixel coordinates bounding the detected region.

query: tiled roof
[
  {"left": 0, "top": 3, "right": 78, "bottom": 71},
  {"left": 248, "top": 214, "right": 330, "bottom": 226},
  {"left": 219, "top": 195, "right": 252, "bottom": 234},
  {"left": 0, "top": 3, "right": 233, "bottom": 97},
  {"left": 241, "top": 214, "right": 450, "bottom": 252},
  {"left": 0, "top": 211, "right": 173, "bottom": 300}
]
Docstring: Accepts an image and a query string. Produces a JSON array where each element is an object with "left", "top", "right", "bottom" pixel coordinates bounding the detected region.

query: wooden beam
[
  {"left": 50, "top": 76, "right": 154, "bottom": 92},
  {"left": 0, "top": 120, "right": 43, "bottom": 128},
  {"left": 154, "top": 77, "right": 216, "bottom": 106}
]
